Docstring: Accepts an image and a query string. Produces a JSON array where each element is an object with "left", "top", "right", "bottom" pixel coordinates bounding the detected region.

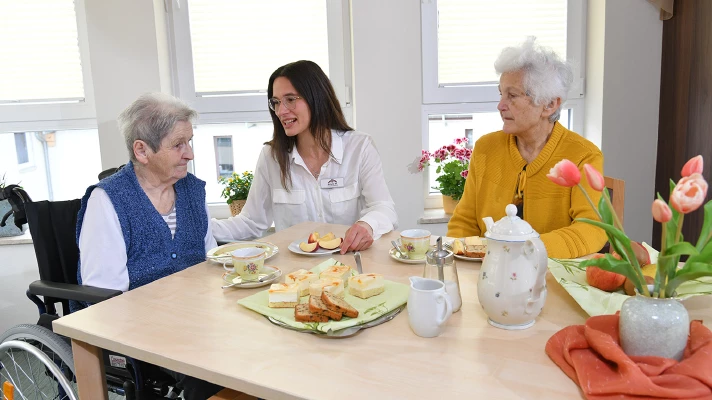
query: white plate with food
[
  {"left": 207, "top": 241, "right": 279, "bottom": 265},
  {"left": 221, "top": 265, "right": 282, "bottom": 289},
  {"left": 287, "top": 237, "right": 343, "bottom": 256},
  {"left": 446, "top": 237, "right": 487, "bottom": 262},
  {"left": 388, "top": 248, "right": 426, "bottom": 264}
]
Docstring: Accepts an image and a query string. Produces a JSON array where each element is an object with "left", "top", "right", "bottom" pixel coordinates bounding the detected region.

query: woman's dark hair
[{"left": 267, "top": 60, "right": 353, "bottom": 190}]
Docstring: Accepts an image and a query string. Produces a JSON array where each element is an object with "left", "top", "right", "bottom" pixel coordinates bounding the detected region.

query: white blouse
[
  {"left": 78, "top": 188, "right": 217, "bottom": 292},
  {"left": 211, "top": 130, "right": 398, "bottom": 241}
]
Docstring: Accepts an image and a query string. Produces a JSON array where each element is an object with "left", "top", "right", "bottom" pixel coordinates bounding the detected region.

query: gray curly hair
[
  {"left": 118, "top": 93, "right": 197, "bottom": 161},
  {"left": 494, "top": 36, "right": 573, "bottom": 123}
]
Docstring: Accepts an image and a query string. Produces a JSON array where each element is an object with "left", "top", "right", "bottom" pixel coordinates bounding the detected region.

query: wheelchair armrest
[{"left": 28, "top": 280, "right": 123, "bottom": 304}]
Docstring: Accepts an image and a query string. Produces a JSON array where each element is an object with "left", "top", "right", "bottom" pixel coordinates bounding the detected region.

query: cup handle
[
  {"left": 223, "top": 262, "right": 234, "bottom": 273},
  {"left": 435, "top": 292, "right": 453, "bottom": 326}
]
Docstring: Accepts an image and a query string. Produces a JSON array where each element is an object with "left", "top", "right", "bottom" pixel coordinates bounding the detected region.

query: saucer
[
  {"left": 221, "top": 266, "right": 282, "bottom": 288},
  {"left": 389, "top": 248, "right": 425, "bottom": 264}
]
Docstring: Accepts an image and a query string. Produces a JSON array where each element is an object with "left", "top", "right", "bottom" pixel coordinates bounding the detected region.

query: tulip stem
[
  {"left": 577, "top": 183, "right": 603, "bottom": 221},
  {"left": 603, "top": 189, "right": 624, "bottom": 233},
  {"left": 659, "top": 223, "right": 667, "bottom": 299}
]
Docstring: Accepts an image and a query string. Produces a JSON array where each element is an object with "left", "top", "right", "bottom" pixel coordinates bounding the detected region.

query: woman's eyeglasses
[{"left": 268, "top": 95, "right": 302, "bottom": 112}]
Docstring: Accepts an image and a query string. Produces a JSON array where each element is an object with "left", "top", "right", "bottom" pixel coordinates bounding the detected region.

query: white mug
[{"left": 407, "top": 276, "right": 452, "bottom": 338}]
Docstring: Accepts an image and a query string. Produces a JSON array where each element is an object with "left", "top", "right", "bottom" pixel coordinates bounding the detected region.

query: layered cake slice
[
  {"left": 319, "top": 265, "right": 352, "bottom": 287},
  {"left": 285, "top": 269, "right": 318, "bottom": 297},
  {"left": 348, "top": 273, "right": 385, "bottom": 299},
  {"left": 308, "top": 277, "right": 345, "bottom": 298},
  {"left": 267, "top": 283, "right": 299, "bottom": 308}
]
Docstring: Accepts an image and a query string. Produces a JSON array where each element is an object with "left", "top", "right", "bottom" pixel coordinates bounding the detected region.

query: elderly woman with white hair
[
  {"left": 76, "top": 93, "right": 222, "bottom": 399},
  {"left": 447, "top": 37, "right": 606, "bottom": 258}
]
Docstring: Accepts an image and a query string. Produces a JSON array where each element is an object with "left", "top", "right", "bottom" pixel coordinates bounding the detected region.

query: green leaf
[
  {"left": 657, "top": 192, "right": 681, "bottom": 247},
  {"left": 664, "top": 242, "right": 699, "bottom": 257},
  {"left": 579, "top": 255, "right": 644, "bottom": 293},
  {"left": 687, "top": 240, "right": 712, "bottom": 265},
  {"left": 598, "top": 190, "right": 614, "bottom": 226},
  {"left": 667, "top": 262, "right": 712, "bottom": 296},
  {"left": 695, "top": 200, "right": 712, "bottom": 252}
]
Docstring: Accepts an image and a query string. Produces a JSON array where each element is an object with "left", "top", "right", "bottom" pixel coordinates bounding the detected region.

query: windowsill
[
  {"left": 0, "top": 229, "right": 32, "bottom": 246},
  {"left": 417, "top": 208, "right": 452, "bottom": 224}
]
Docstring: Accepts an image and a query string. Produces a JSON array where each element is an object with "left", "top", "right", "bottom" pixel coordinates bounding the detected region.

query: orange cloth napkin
[{"left": 546, "top": 314, "right": 712, "bottom": 399}]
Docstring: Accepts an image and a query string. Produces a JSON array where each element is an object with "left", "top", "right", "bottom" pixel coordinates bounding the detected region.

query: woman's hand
[{"left": 340, "top": 221, "right": 374, "bottom": 254}]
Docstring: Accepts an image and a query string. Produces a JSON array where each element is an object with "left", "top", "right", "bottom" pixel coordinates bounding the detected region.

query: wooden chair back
[{"left": 604, "top": 176, "right": 625, "bottom": 226}]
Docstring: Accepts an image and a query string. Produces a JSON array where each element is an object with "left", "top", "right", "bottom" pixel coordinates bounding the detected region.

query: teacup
[
  {"left": 227, "top": 247, "right": 265, "bottom": 281},
  {"left": 399, "top": 229, "right": 431, "bottom": 260}
]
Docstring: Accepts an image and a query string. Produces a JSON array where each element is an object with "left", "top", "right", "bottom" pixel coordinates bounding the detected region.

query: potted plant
[
  {"left": 219, "top": 171, "right": 253, "bottom": 217},
  {"left": 0, "top": 174, "right": 27, "bottom": 237},
  {"left": 547, "top": 156, "right": 712, "bottom": 360},
  {"left": 418, "top": 138, "right": 472, "bottom": 214}
]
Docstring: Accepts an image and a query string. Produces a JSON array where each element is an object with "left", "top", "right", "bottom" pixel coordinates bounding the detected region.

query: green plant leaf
[
  {"left": 597, "top": 190, "right": 614, "bottom": 226},
  {"left": 667, "top": 262, "right": 712, "bottom": 296},
  {"left": 664, "top": 242, "right": 699, "bottom": 257},
  {"left": 695, "top": 200, "right": 712, "bottom": 252},
  {"left": 686, "top": 240, "right": 712, "bottom": 265}
]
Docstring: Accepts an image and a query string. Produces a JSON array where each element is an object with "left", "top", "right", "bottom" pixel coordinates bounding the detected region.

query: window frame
[
  {"left": 166, "top": 0, "right": 353, "bottom": 125},
  {"left": 420, "top": 0, "right": 587, "bottom": 105},
  {"left": 0, "top": 0, "right": 96, "bottom": 133}
]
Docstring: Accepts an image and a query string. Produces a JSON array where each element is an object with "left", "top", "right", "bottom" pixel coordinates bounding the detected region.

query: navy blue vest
[{"left": 76, "top": 162, "right": 208, "bottom": 290}]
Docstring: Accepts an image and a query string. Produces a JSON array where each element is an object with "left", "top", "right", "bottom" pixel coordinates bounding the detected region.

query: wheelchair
[{"left": 0, "top": 187, "right": 182, "bottom": 399}]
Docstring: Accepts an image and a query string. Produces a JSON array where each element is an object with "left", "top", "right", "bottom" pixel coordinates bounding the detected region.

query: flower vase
[
  {"left": 619, "top": 295, "right": 689, "bottom": 361},
  {"left": 442, "top": 195, "right": 459, "bottom": 215},
  {"left": 229, "top": 200, "right": 247, "bottom": 217}
]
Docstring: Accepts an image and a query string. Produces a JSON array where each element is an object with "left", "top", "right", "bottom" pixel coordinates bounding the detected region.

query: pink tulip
[
  {"left": 670, "top": 173, "right": 708, "bottom": 214},
  {"left": 547, "top": 160, "right": 581, "bottom": 187},
  {"left": 583, "top": 164, "right": 605, "bottom": 191},
  {"left": 681, "top": 155, "right": 704, "bottom": 177},
  {"left": 651, "top": 199, "right": 672, "bottom": 223}
]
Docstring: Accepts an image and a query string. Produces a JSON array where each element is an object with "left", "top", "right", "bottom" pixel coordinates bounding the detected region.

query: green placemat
[
  {"left": 548, "top": 243, "right": 712, "bottom": 316},
  {"left": 238, "top": 258, "right": 409, "bottom": 333}
]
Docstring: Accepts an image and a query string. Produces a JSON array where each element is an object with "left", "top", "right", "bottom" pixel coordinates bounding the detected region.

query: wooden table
[{"left": 53, "top": 222, "right": 712, "bottom": 399}]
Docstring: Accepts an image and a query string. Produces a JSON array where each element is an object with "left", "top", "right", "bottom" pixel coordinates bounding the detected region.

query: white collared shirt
[{"left": 211, "top": 130, "right": 398, "bottom": 241}]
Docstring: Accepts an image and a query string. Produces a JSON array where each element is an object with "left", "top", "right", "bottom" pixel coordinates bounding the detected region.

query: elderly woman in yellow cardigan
[{"left": 447, "top": 37, "right": 606, "bottom": 258}]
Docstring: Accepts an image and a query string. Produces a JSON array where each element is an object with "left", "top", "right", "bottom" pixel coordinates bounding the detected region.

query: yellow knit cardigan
[{"left": 447, "top": 122, "right": 607, "bottom": 258}]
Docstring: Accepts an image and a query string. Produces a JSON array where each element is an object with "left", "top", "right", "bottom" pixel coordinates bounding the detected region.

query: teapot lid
[{"left": 484, "top": 204, "right": 540, "bottom": 242}]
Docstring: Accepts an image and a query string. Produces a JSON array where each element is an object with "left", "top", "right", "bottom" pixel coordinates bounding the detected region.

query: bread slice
[
  {"left": 308, "top": 296, "right": 343, "bottom": 321},
  {"left": 295, "top": 304, "right": 329, "bottom": 323},
  {"left": 321, "top": 291, "right": 359, "bottom": 318}
]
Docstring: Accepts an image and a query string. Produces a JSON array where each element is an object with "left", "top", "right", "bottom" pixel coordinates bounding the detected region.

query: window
[
  {"left": 14, "top": 133, "right": 30, "bottom": 165},
  {"left": 421, "top": 0, "right": 585, "bottom": 104},
  {"left": 214, "top": 137, "right": 234, "bottom": 179},
  {"left": 192, "top": 123, "right": 273, "bottom": 204},
  {"left": 0, "top": 0, "right": 95, "bottom": 130},
  {"left": 421, "top": 0, "right": 586, "bottom": 208},
  {"left": 168, "top": 0, "right": 352, "bottom": 122}
]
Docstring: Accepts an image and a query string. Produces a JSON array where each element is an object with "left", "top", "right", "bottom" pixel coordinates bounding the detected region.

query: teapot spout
[{"left": 483, "top": 217, "right": 495, "bottom": 232}]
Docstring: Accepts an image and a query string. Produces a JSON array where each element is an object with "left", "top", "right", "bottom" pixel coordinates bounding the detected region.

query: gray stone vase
[{"left": 619, "top": 295, "right": 689, "bottom": 361}]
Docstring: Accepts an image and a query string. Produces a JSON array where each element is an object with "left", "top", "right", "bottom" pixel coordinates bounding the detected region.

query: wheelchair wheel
[{"left": 0, "top": 324, "right": 77, "bottom": 400}]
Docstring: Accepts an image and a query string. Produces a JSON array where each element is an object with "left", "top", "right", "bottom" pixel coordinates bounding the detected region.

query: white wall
[
  {"left": 351, "top": 0, "right": 431, "bottom": 234},
  {"left": 585, "top": 0, "right": 662, "bottom": 244}
]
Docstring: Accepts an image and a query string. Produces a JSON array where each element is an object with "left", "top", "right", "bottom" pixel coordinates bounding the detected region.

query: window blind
[
  {"left": 437, "top": 0, "right": 567, "bottom": 86},
  {"left": 188, "top": 0, "right": 330, "bottom": 95},
  {"left": 0, "top": 0, "right": 85, "bottom": 103}
]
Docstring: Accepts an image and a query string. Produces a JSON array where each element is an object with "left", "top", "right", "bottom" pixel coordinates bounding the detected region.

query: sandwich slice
[
  {"left": 348, "top": 273, "right": 385, "bottom": 299},
  {"left": 307, "top": 295, "right": 343, "bottom": 321},
  {"left": 309, "top": 277, "right": 345, "bottom": 298},
  {"left": 285, "top": 269, "right": 318, "bottom": 297},
  {"left": 321, "top": 291, "right": 359, "bottom": 318},
  {"left": 464, "top": 236, "right": 487, "bottom": 258},
  {"left": 268, "top": 283, "right": 299, "bottom": 308},
  {"left": 294, "top": 304, "right": 329, "bottom": 323},
  {"left": 319, "top": 265, "right": 352, "bottom": 287}
]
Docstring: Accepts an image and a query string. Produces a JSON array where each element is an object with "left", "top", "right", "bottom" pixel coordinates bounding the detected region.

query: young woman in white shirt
[{"left": 212, "top": 60, "right": 397, "bottom": 253}]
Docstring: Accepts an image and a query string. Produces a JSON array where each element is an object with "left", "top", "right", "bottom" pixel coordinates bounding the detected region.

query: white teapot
[{"left": 477, "top": 204, "right": 548, "bottom": 330}]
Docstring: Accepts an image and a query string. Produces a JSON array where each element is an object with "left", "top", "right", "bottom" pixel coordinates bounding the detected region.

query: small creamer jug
[{"left": 477, "top": 204, "right": 548, "bottom": 330}]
